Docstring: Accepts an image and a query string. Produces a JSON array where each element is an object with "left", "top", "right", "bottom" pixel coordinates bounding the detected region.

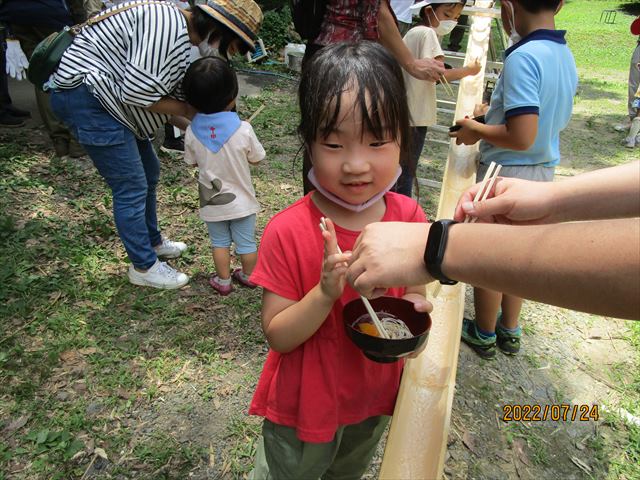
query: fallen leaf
[
  {"left": 570, "top": 456, "right": 592, "bottom": 474},
  {"left": 49, "top": 291, "right": 64, "bottom": 303},
  {"left": 496, "top": 450, "right": 511, "bottom": 462},
  {"left": 209, "top": 443, "right": 215, "bottom": 467},
  {"left": 220, "top": 352, "right": 235, "bottom": 360},
  {"left": 94, "top": 447, "right": 108, "bottom": 460},
  {"left": 462, "top": 430, "right": 478, "bottom": 456},
  {"left": 3, "top": 414, "right": 30, "bottom": 434},
  {"left": 512, "top": 438, "right": 531, "bottom": 467},
  {"left": 185, "top": 304, "right": 207, "bottom": 314},
  {"left": 116, "top": 388, "right": 130, "bottom": 399}
]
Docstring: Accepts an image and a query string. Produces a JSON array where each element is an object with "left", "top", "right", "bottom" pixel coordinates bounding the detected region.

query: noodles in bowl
[
  {"left": 353, "top": 312, "right": 413, "bottom": 339},
  {"left": 343, "top": 296, "right": 431, "bottom": 363}
]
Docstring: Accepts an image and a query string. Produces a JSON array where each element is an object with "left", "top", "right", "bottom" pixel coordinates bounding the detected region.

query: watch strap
[{"left": 424, "top": 219, "right": 458, "bottom": 285}]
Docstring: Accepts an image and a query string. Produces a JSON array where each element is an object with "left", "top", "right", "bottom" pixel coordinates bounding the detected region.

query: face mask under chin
[{"left": 306, "top": 166, "right": 402, "bottom": 213}]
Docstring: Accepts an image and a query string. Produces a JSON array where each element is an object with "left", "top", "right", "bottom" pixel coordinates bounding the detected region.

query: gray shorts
[{"left": 477, "top": 163, "right": 555, "bottom": 183}]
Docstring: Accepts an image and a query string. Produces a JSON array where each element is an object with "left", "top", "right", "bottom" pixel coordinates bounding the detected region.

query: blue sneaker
[
  {"left": 461, "top": 318, "right": 496, "bottom": 359},
  {"left": 496, "top": 321, "right": 521, "bottom": 355}
]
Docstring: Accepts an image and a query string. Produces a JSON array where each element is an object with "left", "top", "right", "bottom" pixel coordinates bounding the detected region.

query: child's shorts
[
  {"left": 632, "top": 97, "right": 640, "bottom": 111},
  {"left": 477, "top": 162, "right": 555, "bottom": 183},
  {"left": 249, "top": 416, "right": 389, "bottom": 480},
  {"left": 206, "top": 214, "right": 256, "bottom": 254}
]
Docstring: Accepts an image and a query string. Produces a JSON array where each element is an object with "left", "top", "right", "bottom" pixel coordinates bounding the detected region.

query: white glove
[{"left": 5, "top": 39, "right": 30, "bottom": 81}]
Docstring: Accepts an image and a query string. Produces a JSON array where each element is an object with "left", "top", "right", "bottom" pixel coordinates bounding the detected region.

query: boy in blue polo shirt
[{"left": 449, "top": 0, "right": 577, "bottom": 359}]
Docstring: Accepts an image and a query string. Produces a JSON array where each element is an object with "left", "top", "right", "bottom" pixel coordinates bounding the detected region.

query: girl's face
[
  {"left": 310, "top": 86, "right": 401, "bottom": 206},
  {"left": 426, "top": 3, "right": 464, "bottom": 26}
]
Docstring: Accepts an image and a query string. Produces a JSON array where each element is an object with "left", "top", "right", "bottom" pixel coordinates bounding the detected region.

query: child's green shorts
[{"left": 249, "top": 415, "right": 389, "bottom": 480}]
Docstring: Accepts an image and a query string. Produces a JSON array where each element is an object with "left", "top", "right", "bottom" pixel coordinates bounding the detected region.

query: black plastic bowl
[{"left": 343, "top": 296, "right": 431, "bottom": 363}]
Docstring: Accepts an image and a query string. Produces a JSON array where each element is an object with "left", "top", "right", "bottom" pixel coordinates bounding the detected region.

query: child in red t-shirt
[{"left": 248, "top": 42, "right": 432, "bottom": 479}]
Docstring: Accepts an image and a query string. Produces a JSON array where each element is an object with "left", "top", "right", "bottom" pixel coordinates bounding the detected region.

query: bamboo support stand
[{"left": 379, "top": 3, "right": 495, "bottom": 478}]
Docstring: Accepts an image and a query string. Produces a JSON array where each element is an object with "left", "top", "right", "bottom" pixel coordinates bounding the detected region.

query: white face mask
[
  {"left": 504, "top": 1, "right": 522, "bottom": 47},
  {"left": 435, "top": 19, "right": 458, "bottom": 36},
  {"left": 198, "top": 36, "right": 222, "bottom": 58},
  {"left": 307, "top": 166, "right": 402, "bottom": 213}
]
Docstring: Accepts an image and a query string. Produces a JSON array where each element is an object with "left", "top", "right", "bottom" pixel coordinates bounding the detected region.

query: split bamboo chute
[{"left": 379, "top": 2, "right": 496, "bottom": 478}]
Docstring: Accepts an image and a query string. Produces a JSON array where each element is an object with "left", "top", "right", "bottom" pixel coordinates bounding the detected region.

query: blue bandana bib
[{"left": 191, "top": 111, "right": 242, "bottom": 153}]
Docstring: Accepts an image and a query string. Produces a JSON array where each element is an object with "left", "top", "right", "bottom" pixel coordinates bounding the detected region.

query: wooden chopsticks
[
  {"left": 440, "top": 74, "right": 455, "bottom": 97},
  {"left": 464, "top": 161, "right": 502, "bottom": 224}
]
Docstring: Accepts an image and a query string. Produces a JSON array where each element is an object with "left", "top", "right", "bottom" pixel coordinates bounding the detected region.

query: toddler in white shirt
[{"left": 183, "top": 56, "right": 266, "bottom": 295}]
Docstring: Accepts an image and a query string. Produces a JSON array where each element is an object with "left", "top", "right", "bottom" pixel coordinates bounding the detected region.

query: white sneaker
[
  {"left": 624, "top": 136, "right": 636, "bottom": 148},
  {"left": 154, "top": 238, "right": 187, "bottom": 259},
  {"left": 128, "top": 260, "right": 189, "bottom": 289}
]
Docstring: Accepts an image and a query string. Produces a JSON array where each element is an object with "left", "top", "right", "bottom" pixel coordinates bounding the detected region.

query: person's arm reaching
[
  {"left": 347, "top": 220, "right": 640, "bottom": 320},
  {"left": 442, "top": 58, "right": 482, "bottom": 82},
  {"left": 147, "top": 97, "right": 196, "bottom": 120},
  {"left": 377, "top": 0, "right": 444, "bottom": 82},
  {"left": 455, "top": 161, "right": 640, "bottom": 224},
  {"left": 449, "top": 113, "right": 538, "bottom": 150}
]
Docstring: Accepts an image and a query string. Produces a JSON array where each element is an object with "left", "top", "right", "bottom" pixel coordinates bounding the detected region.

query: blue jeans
[
  {"left": 51, "top": 84, "right": 161, "bottom": 269},
  {"left": 395, "top": 126, "right": 427, "bottom": 197}
]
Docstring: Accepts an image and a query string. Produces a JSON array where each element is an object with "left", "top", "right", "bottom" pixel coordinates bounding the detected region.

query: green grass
[
  {"left": 0, "top": 82, "right": 300, "bottom": 478},
  {"left": 558, "top": 0, "right": 637, "bottom": 82}
]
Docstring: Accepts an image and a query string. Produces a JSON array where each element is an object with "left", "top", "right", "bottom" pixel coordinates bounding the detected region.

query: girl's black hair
[
  {"left": 190, "top": 7, "right": 251, "bottom": 59},
  {"left": 183, "top": 56, "right": 239, "bottom": 114},
  {"left": 298, "top": 42, "right": 411, "bottom": 167}
]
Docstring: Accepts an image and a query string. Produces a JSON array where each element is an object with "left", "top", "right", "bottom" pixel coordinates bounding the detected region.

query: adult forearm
[
  {"left": 264, "top": 285, "right": 335, "bottom": 353},
  {"left": 444, "top": 220, "right": 640, "bottom": 320},
  {"left": 551, "top": 161, "right": 640, "bottom": 222},
  {"left": 147, "top": 97, "right": 194, "bottom": 119},
  {"left": 377, "top": 0, "right": 414, "bottom": 71}
]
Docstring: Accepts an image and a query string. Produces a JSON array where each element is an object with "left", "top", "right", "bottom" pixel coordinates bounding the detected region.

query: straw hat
[{"left": 197, "top": 0, "right": 263, "bottom": 51}]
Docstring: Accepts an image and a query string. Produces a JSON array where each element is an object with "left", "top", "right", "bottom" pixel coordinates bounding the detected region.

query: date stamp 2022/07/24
[{"left": 502, "top": 404, "right": 599, "bottom": 422}]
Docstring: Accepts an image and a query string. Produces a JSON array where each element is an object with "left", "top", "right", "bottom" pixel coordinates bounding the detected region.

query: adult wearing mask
[{"left": 49, "top": 0, "right": 262, "bottom": 289}]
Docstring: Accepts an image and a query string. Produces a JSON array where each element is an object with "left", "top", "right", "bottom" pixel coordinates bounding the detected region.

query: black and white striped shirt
[{"left": 53, "top": 1, "right": 191, "bottom": 139}]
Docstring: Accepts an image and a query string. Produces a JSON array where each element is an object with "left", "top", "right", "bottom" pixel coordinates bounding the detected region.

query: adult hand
[
  {"left": 406, "top": 57, "right": 446, "bottom": 82},
  {"left": 5, "top": 40, "right": 29, "bottom": 81},
  {"left": 453, "top": 176, "right": 557, "bottom": 225},
  {"left": 347, "top": 222, "right": 433, "bottom": 298},
  {"left": 449, "top": 117, "right": 482, "bottom": 145}
]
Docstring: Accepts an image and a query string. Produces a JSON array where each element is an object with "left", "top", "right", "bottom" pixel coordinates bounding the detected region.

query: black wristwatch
[{"left": 424, "top": 220, "right": 458, "bottom": 285}]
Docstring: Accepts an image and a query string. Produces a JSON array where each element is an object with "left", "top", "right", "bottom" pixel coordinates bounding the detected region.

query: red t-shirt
[{"left": 249, "top": 193, "right": 428, "bottom": 443}]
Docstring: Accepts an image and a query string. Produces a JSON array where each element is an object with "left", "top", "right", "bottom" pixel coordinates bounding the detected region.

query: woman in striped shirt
[{"left": 50, "top": 0, "right": 262, "bottom": 289}]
